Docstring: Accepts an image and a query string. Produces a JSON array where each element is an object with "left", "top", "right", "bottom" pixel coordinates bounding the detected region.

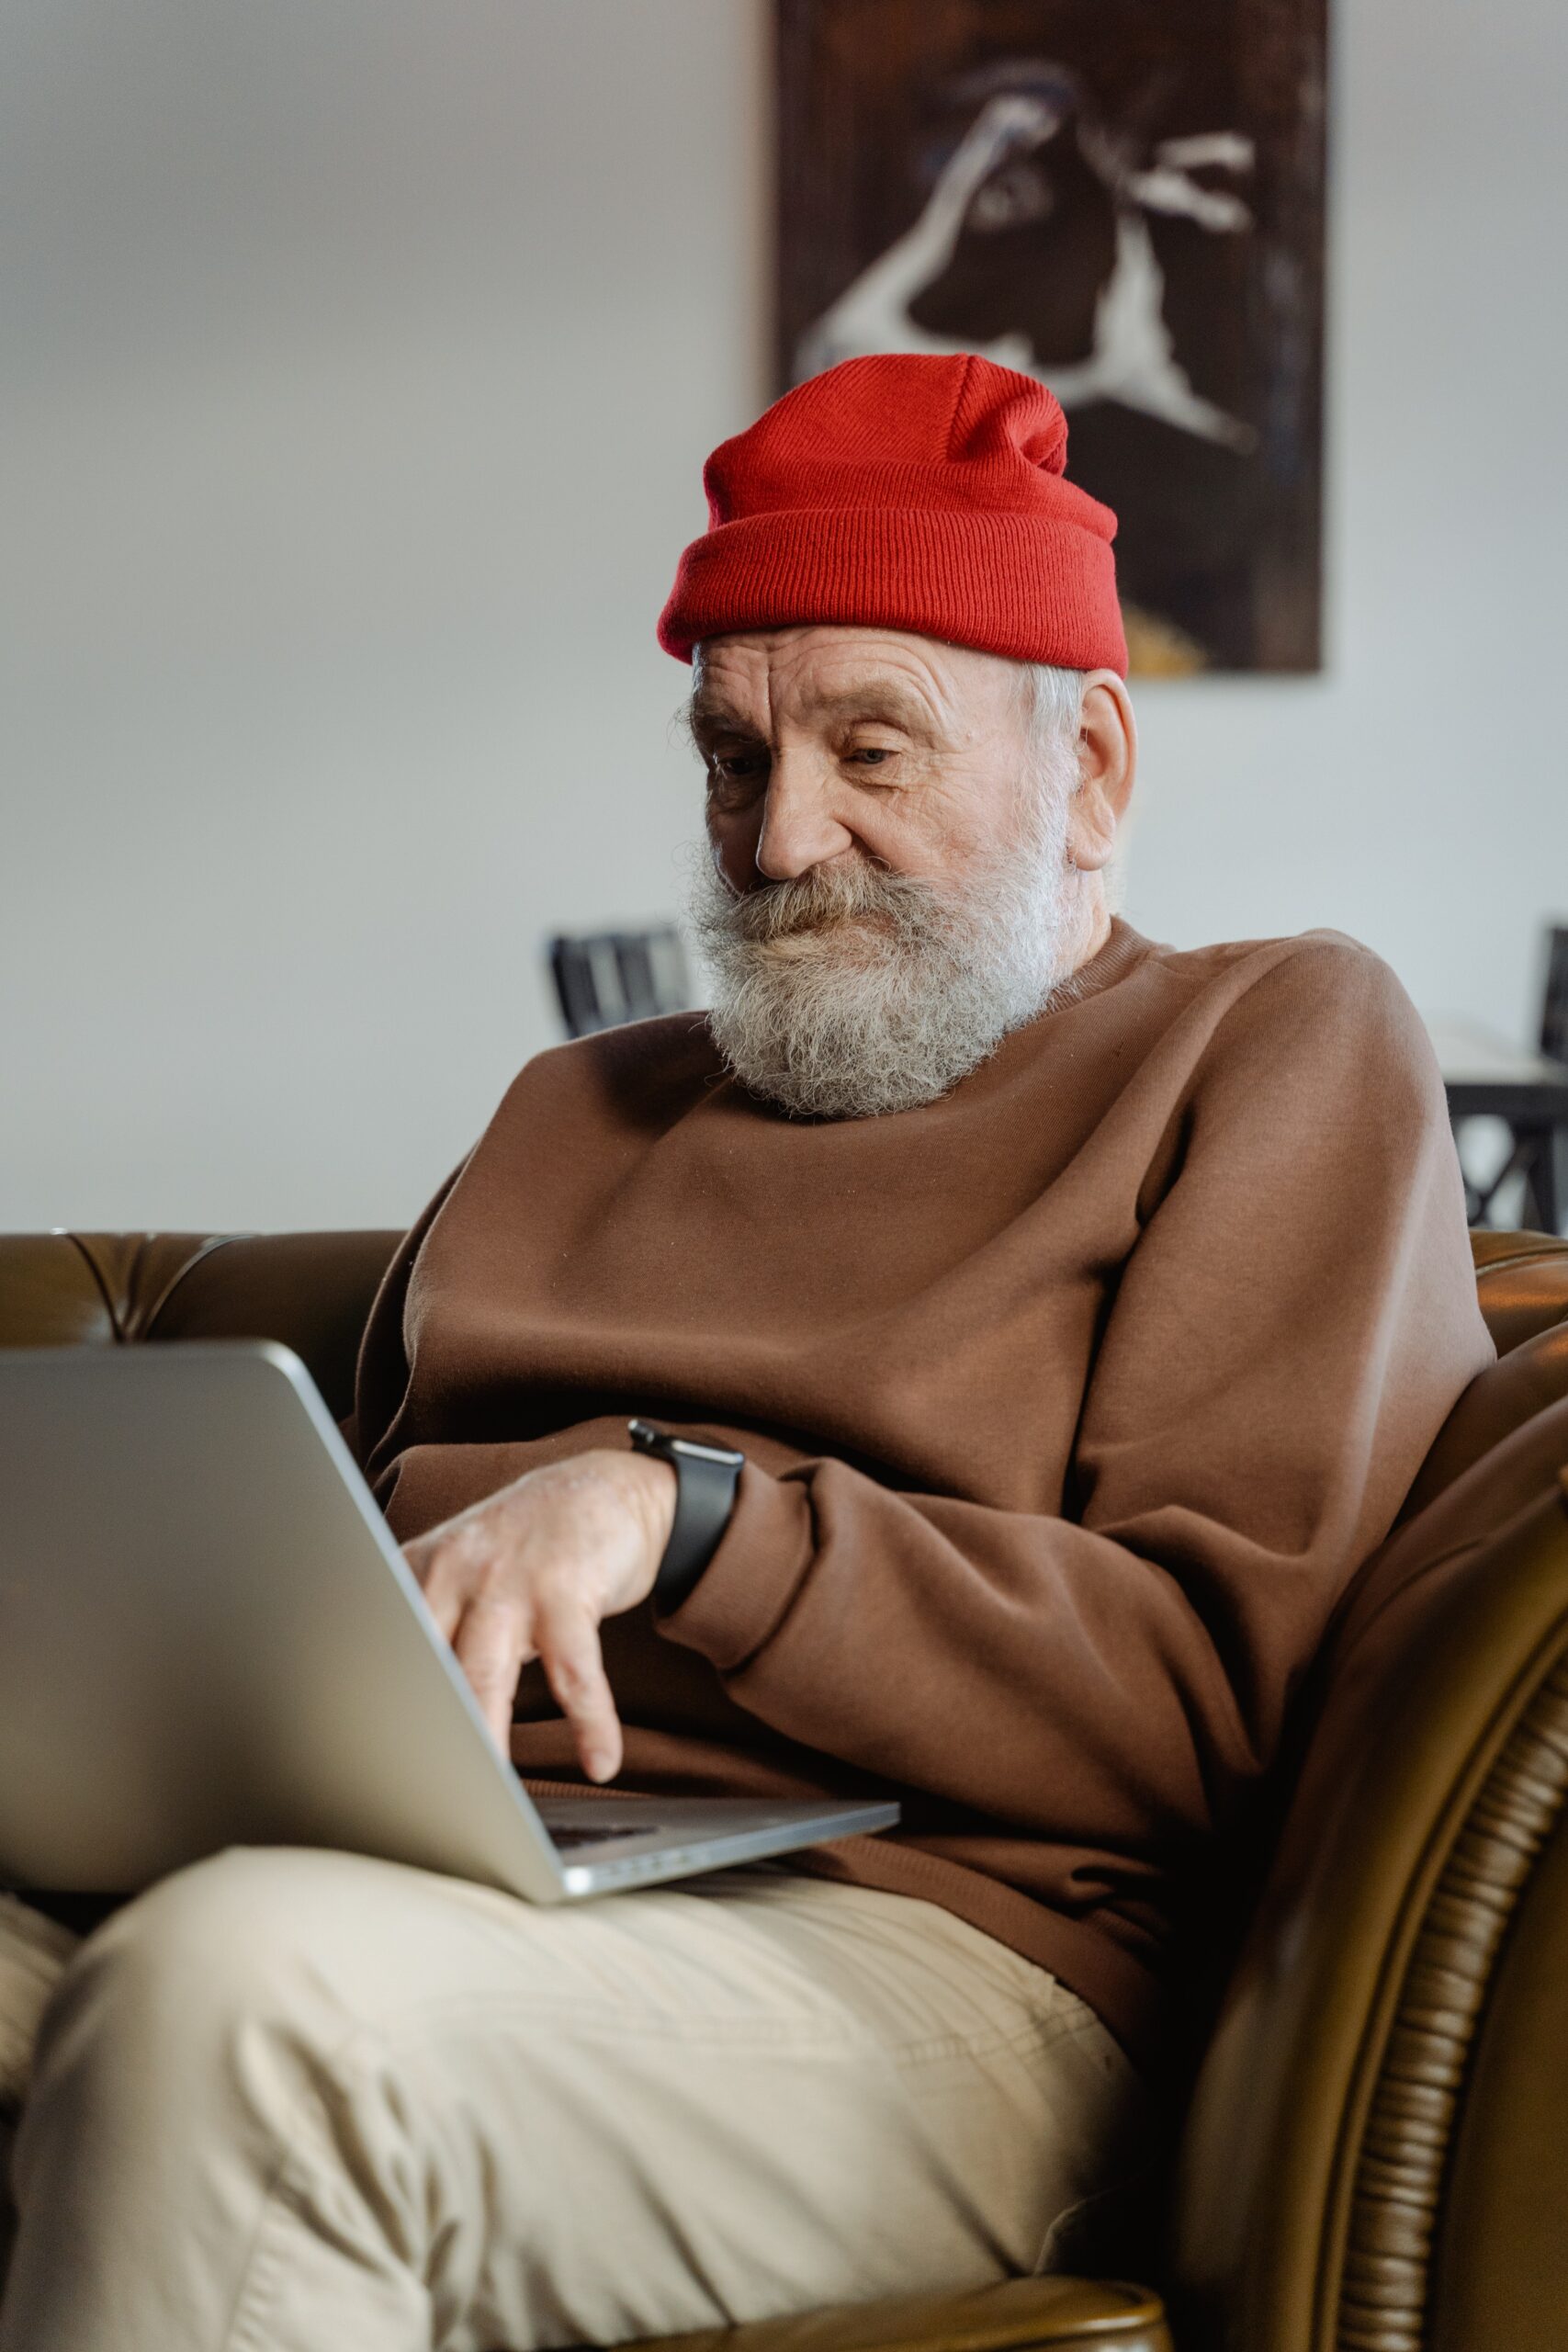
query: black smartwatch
[{"left": 627, "top": 1419, "right": 744, "bottom": 1609}]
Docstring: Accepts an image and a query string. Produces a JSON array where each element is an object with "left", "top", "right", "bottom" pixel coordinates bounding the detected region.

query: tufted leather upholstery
[
  {"left": 0, "top": 1229, "right": 401, "bottom": 1418},
  {"left": 3, "top": 1225, "right": 1567, "bottom": 2352}
]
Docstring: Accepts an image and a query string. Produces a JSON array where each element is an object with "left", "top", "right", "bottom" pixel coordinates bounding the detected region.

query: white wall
[
  {"left": 1129, "top": 0, "right": 1568, "bottom": 1033},
  {"left": 3, "top": 0, "right": 1564, "bottom": 1232}
]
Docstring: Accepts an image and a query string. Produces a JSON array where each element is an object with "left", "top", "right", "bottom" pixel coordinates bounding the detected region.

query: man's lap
[{"left": 1, "top": 1849, "right": 1149, "bottom": 2352}]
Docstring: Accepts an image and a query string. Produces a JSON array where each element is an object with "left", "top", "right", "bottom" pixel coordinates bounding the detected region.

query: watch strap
[{"left": 627, "top": 1420, "right": 744, "bottom": 1610}]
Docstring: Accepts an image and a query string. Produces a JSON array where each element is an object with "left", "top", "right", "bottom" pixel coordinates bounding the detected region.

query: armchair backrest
[
  {"left": 0, "top": 1229, "right": 401, "bottom": 1419},
  {"left": 1169, "top": 1229, "right": 1568, "bottom": 2351}
]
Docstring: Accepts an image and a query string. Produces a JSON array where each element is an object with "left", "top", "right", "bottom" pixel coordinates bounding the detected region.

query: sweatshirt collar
[{"left": 1039, "top": 916, "right": 1154, "bottom": 1018}]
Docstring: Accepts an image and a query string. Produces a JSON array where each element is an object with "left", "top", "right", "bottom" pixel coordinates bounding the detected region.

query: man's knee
[
  {"left": 29, "top": 1848, "right": 374, "bottom": 2110},
  {"left": 7, "top": 1854, "right": 477, "bottom": 2334}
]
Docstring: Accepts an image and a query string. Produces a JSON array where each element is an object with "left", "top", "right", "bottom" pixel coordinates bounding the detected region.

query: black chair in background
[
  {"left": 1541, "top": 923, "right": 1568, "bottom": 1067},
  {"left": 1541, "top": 923, "right": 1568, "bottom": 1230},
  {"left": 1448, "top": 921, "right": 1568, "bottom": 1235},
  {"left": 548, "top": 927, "right": 691, "bottom": 1039}
]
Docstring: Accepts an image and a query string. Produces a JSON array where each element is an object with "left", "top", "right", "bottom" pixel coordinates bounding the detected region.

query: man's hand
[{"left": 400, "top": 1450, "right": 677, "bottom": 1781}]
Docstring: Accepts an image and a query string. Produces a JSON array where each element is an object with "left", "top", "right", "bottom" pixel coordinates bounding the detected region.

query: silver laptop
[{"left": 0, "top": 1343, "right": 897, "bottom": 1901}]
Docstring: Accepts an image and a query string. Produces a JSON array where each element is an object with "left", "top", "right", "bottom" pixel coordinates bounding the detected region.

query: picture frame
[{"left": 775, "top": 0, "right": 1328, "bottom": 673}]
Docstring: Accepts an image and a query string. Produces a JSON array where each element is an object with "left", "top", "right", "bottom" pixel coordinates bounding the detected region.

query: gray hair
[
  {"left": 1016, "top": 662, "right": 1088, "bottom": 792},
  {"left": 1020, "top": 659, "right": 1127, "bottom": 913}
]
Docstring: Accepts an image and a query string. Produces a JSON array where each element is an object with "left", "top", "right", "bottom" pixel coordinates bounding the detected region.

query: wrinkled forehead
[{"left": 689, "top": 627, "right": 1023, "bottom": 742}]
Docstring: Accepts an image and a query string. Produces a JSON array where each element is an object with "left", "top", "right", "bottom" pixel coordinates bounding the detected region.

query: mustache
[{"left": 698, "top": 858, "right": 944, "bottom": 947}]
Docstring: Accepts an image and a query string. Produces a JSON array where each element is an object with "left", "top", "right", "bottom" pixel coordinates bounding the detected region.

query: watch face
[{"left": 629, "top": 1419, "right": 742, "bottom": 1469}]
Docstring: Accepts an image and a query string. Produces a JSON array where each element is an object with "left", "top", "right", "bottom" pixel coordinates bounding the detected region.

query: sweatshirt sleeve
[{"left": 655, "top": 938, "right": 1494, "bottom": 1850}]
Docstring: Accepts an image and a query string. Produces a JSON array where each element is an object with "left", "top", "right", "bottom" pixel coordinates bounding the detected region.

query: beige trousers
[{"left": 0, "top": 1850, "right": 1149, "bottom": 2352}]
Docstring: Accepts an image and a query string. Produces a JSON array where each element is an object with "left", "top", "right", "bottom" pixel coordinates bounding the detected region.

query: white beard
[{"left": 687, "top": 780, "right": 1077, "bottom": 1121}]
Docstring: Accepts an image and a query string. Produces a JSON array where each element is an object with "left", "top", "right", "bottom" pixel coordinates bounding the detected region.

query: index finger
[{"left": 532, "top": 1592, "right": 624, "bottom": 1785}]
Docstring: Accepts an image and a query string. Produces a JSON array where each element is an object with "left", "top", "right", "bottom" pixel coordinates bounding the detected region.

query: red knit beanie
[{"left": 658, "top": 352, "right": 1126, "bottom": 677}]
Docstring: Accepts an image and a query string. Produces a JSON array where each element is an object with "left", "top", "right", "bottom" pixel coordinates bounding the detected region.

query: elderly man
[{"left": 0, "top": 354, "right": 1492, "bottom": 2351}]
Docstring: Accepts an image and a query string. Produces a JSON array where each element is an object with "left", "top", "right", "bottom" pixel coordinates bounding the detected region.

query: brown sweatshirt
[{"left": 351, "top": 922, "right": 1493, "bottom": 2065}]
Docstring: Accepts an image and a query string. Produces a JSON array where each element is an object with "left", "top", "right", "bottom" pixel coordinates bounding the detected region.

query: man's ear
[{"left": 1067, "top": 673, "right": 1137, "bottom": 873}]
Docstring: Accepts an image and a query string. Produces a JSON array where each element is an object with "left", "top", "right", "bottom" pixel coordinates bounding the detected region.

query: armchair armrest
[
  {"left": 1170, "top": 1424, "right": 1568, "bottom": 2352},
  {"left": 625, "top": 2278, "right": 1170, "bottom": 2352}
]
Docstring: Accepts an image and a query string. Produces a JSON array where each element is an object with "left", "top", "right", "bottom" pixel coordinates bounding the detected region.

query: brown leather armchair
[{"left": 4, "top": 1224, "right": 1567, "bottom": 2352}]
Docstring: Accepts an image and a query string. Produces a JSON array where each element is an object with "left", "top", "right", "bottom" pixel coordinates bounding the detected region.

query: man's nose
[{"left": 753, "top": 755, "right": 854, "bottom": 881}]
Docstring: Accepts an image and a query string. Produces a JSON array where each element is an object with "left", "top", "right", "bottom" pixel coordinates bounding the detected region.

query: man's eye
[
  {"left": 848, "top": 747, "right": 895, "bottom": 766},
  {"left": 715, "top": 754, "right": 767, "bottom": 780}
]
